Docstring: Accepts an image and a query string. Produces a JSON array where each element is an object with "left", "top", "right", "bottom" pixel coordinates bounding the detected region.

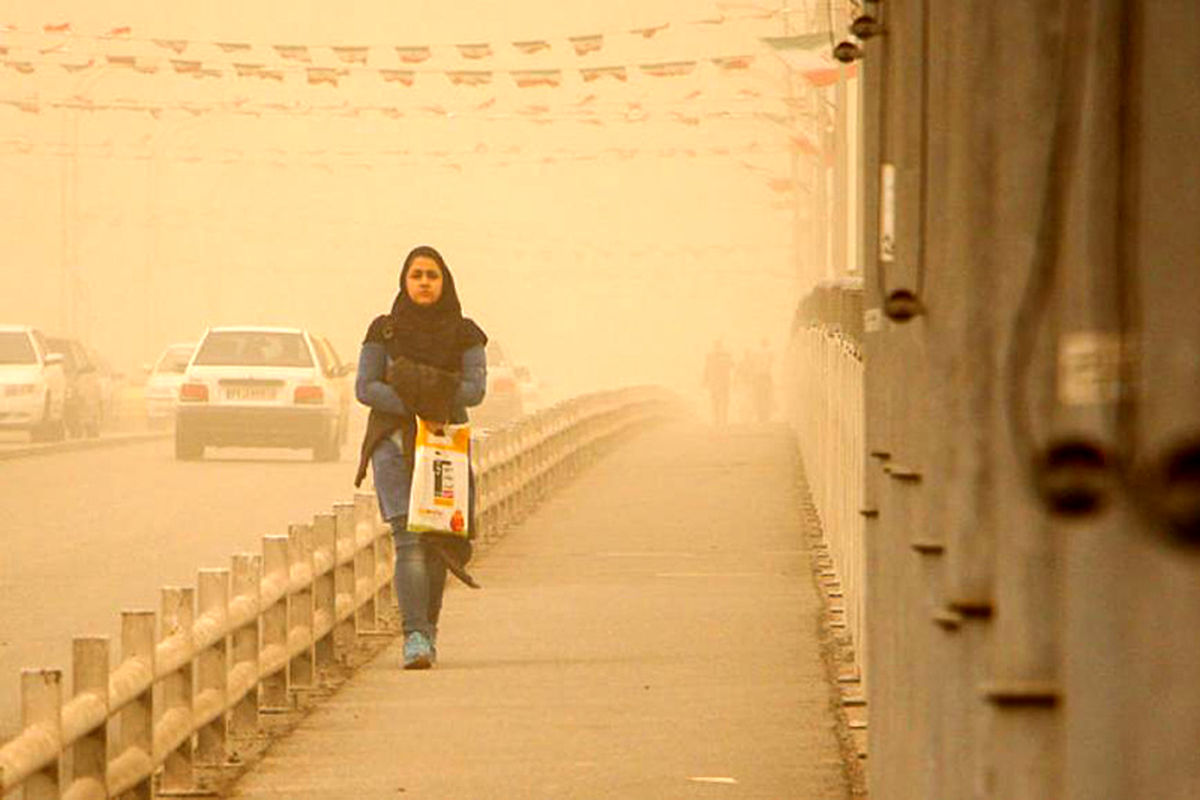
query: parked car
[
  {"left": 45, "top": 336, "right": 103, "bottom": 438},
  {"left": 86, "top": 346, "right": 124, "bottom": 424},
  {"left": 0, "top": 324, "right": 66, "bottom": 441},
  {"left": 472, "top": 340, "right": 524, "bottom": 430},
  {"left": 309, "top": 334, "right": 352, "bottom": 445},
  {"left": 144, "top": 343, "right": 195, "bottom": 427},
  {"left": 174, "top": 326, "right": 352, "bottom": 461}
]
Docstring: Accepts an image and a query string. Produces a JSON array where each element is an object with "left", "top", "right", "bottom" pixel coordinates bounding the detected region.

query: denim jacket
[{"left": 355, "top": 342, "right": 486, "bottom": 521}]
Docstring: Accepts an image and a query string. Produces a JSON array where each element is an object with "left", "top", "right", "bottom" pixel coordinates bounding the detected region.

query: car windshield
[
  {"left": 155, "top": 347, "right": 193, "bottom": 374},
  {"left": 192, "top": 331, "right": 313, "bottom": 368},
  {"left": 0, "top": 332, "right": 37, "bottom": 365}
]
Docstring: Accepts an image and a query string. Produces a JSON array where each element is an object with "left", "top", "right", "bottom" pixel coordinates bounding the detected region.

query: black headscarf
[{"left": 364, "top": 245, "right": 487, "bottom": 369}]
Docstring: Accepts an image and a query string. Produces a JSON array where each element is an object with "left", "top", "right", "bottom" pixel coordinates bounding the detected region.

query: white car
[
  {"left": 174, "top": 326, "right": 352, "bottom": 461},
  {"left": 0, "top": 324, "right": 66, "bottom": 441},
  {"left": 144, "top": 343, "right": 195, "bottom": 426}
]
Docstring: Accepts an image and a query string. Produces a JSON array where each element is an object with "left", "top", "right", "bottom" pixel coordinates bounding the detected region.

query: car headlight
[{"left": 4, "top": 384, "right": 37, "bottom": 397}]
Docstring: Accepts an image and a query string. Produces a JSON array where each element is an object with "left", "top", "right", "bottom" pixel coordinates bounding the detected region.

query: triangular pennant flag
[
  {"left": 332, "top": 46, "right": 369, "bottom": 64},
  {"left": 580, "top": 65, "right": 626, "bottom": 83},
  {"left": 6, "top": 61, "right": 35, "bottom": 74},
  {"left": 803, "top": 63, "right": 856, "bottom": 86},
  {"left": 217, "top": 42, "right": 253, "bottom": 53},
  {"left": 307, "top": 67, "right": 345, "bottom": 86},
  {"left": 106, "top": 26, "right": 132, "bottom": 37},
  {"left": 259, "top": 69, "right": 285, "bottom": 82},
  {"left": 154, "top": 39, "right": 188, "bottom": 54},
  {"left": 511, "top": 69, "right": 562, "bottom": 88},
  {"left": 61, "top": 59, "right": 94, "bottom": 73},
  {"left": 630, "top": 23, "right": 669, "bottom": 38},
  {"left": 197, "top": 67, "right": 223, "bottom": 79},
  {"left": 234, "top": 63, "right": 264, "bottom": 77},
  {"left": 670, "top": 112, "right": 701, "bottom": 126},
  {"left": 456, "top": 43, "right": 493, "bottom": 59},
  {"left": 105, "top": 55, "right": 137, "bottom": 69},
  {"left": 639, "top": 61, "right": 697, "bottom": 77},
  {"left": 518, "top": 104, "right": 549, "bottom": 116},
  {"left": 274, "top": 45, "right": 311, "bottom": 62},
  {"left": 569, "top": 35, "right": 604, "bottom": 55},
  {"left": 171, "top": 59, "right": 202, "bottom": 74},
  {"left": 380, "top": 107, "right": 403, "bottom": 118},
  {"left": 712, "top": 55, "right": 754, "bottom": 70},
  {"left": 133, "top": 60, "right": 159, "bottom": 75},
  {"left": 395, "top": 46, "right": 431, "bottom": 63},
  {"left": 512, "top": 40, "right": 551, "bottom": 55},
  {"left": 43, "top": 23, "right": 71, "bottom": 34},
  {"left": 694, "top": 14, "right": 726, "bottom": 25},
  {"left": 762, "top": 32, "right": 828, "bottom": 50},
  {"left": 380, "top": 69, "right": 415, "bottom": 86},
  {"left": 447, "top": 70, "right": 492, "bottom": 86}
]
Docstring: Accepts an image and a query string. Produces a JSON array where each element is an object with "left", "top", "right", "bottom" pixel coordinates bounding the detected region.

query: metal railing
[
  {"left": 0, "top": 386, "right": 672, "bottom": 799},
  {"left": 788, "top": 323, "right": 865, "bottom": 675}
]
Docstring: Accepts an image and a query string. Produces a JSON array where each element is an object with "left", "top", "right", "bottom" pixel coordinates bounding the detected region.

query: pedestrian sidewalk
[{"left": 230, "top": 421, "right": 851, "bottom": 799}]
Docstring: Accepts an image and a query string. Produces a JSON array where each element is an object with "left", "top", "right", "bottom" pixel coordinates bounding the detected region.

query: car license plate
[{"left": 226, "top": 386, "right": 276, "bottom": 401}]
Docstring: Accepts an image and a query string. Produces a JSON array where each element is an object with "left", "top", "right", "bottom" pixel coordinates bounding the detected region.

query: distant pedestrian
[
  {"left": 354, "top": 245, "right": 488, "bottom": 669},
  {"left": 702, "top": 340, "right": 734, "bottom": 425}
]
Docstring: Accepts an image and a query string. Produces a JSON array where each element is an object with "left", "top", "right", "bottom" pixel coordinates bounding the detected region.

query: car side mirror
[{"left": 45, "top": 353, "right": 64, "bottom": 366}]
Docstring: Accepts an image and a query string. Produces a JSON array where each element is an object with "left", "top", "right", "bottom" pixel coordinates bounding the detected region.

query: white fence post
[
  {"left": 288, "top": 523, "right": 317, "bottom": 688},
  {"left": 159, "top": 586, "right": 195, "bottom": 794},
  {"left": 20, "top": 668, "right": 62, "bottom": 800},
  {"left": 259, "top": 536, "right": 290, "bottom": 710},
  {"left": 229, "top": 554, "right": 262, "bottom": 740},
  {"left": 195, "top": 569, "right": 229, "bottom": 765},
  {"left": 311, "top": 512, "right": 338, "bottom": 669},
  {"left": 118, "top": 610, "right": 156, "bottom": 799},
  {"left": 352, "top": 494, "right": 379, "bottom": 632},
  {"left": 333, "top": 502, "right": 358, "bottom": 658},
  {"left": 68, "top": 636, "right": 108, "bottom": 800}
]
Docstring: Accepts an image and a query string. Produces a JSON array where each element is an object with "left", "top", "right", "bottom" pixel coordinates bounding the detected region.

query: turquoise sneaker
[{"left": 402, "top": 631, "right": 433, "bottom": 670}]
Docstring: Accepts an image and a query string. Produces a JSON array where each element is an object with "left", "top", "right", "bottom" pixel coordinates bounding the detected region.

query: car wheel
[{"left": 175, "top": 425, "right": 204, "bottom": 460}]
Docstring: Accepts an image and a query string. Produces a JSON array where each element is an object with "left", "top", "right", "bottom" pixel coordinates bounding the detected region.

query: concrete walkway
[{"left": 230, "top": 421, "right": 851, "bottom": 799}]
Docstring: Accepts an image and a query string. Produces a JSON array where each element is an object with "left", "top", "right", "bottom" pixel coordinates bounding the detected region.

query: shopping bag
[{"left": 406, "top": 418, "right": 471, "bottom": 536}]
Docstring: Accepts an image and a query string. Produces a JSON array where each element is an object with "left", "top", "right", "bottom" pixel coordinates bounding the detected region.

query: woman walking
[{"left": 355, "top": 245, "right": 487, "bottom": 669}]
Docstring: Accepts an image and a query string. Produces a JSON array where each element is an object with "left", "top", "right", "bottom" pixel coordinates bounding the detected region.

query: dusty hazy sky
[{"left": 0, "top": 1, "right": 825, "bottom": 395}]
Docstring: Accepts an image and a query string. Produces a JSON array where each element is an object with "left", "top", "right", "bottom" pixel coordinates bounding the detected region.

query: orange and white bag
[{"left": 406, "top": 418, "right": 471, "bottom": 536}]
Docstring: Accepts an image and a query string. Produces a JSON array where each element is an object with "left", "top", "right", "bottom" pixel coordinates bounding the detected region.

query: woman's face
[{"left": 405, "top": 256, "right": 444, "bottom": 306}]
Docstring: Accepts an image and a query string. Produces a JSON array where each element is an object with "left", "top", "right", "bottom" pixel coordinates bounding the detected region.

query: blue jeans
[{"left": 390, "top": 516, "right": 448, "bottom": 639}]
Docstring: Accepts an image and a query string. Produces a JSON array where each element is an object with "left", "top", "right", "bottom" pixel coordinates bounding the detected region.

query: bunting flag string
[{"left": 0, "top": 6, "right": 793, "bottom": 66}]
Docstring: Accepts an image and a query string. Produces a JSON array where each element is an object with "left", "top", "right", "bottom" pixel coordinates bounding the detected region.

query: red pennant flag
[
  {"left": 512, "top": 40, "right": 551, "bottom": 55},
  {"left": 307, "top": 67, "right": 344, "bottom": 86},
  {"left": 518, "top": 105, "right": 549, "bottom": 116},
  {"left": 683, "top": 90, "right": 704, "bottom": 101},
  {"left": 803, "top": 63, "right": 857, "bottom": 86},
  {"left": 274, "top": 45, "right": 311, "bottom": 62},
  {"left": 421, "top": 105, "right": 449, "bottom": 116},
  {"left": 569, "top": 35, "right": 604, "bottom": 55},
  {"left": 457, "top": 43, "right": 492, "bottom": 59},
  {"left": 217, "top": 42, "right": 253, "bottom": 53},
  {"left": 475, "top": 97, "right": 497, "bottom": 110},
  {"left": 395, "top": 46, "right": 431, "bottom": 63},
  {"left": 154, "top": 39, "right": 188, "bottom": 54},
  {"left": 511, "top": 69, "right": 562, "bottom": 88},
  {"left": 107, "top": 26, "right": 132, "bottom": 37},
  {"left": 639, "top": 61, "right": 697, "bottom": 77},
  {"left": 580, "top": 65, "right": 626, "bottom": 83},
  {"left": 789, "top": 134, "right": 820, "bottom": 156},
  {"left": 577, "top": 93, "right": 597, "bottom": 106},
  {"left": 630, "top": 23, "right": 669, "bottom": 38},
  {"left": 332, "top": 46, "right": 369, "bottom": 64},
  {"left": 712, "top": 55, "right": 754, "bottom": 71},
  {"left": 380, "top": 69, "right": 415, "bottom": 86},
  {"left": 43, "top": 23, "right": 71, "bottom": 34},
  {"left": 447, "top": 70, "right": 492, "bottom": 86}
]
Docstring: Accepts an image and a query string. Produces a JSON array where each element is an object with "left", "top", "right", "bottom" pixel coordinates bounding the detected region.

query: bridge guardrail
[{"left": 0, "top": 386, "right": 673, "bottom": 799}]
